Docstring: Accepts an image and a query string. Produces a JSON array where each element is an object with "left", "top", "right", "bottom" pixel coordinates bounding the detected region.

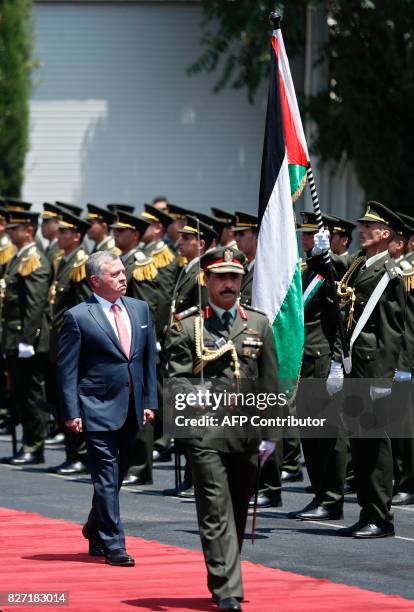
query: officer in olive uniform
[
  {"left": 390, "top": 212, "right": 414, "bottom": 506},
  {"left": 48, "top": 210, "right": 92, "bottom": 474},
  {"left": 233, "top": 212, "right": 257, "bottom": 307},
  {"left": 293, "top": 211, "right": 348, "bottom": 520},
  {"left": 316, "top": 201, "right": 408, "bottom": 538},
  {"left": 111, "top": 210, "right": 164, "bottom": 485},
  {"left": 140, "top": 203, "right": 180, "bottom": 302},
  {"left": 326, "top": 214, "right": 356, "bottom": 257},
  {"left": 165, "top": 216, "right": 217, "bottom": 496},
  {"left": 166, "top": 246, "right": 279, "bottom": 611},
  {"left": 86, "top": 203, "right": 120, "bottom": 254},
  {"left": 41, "top": 203, "right": 63, "bottom": 264},
  {"left": 1, "top": 210, "right": 51, "bottom": 465},
  {"left": 164, "top": 203, "right": 189, "bottom": 255}
]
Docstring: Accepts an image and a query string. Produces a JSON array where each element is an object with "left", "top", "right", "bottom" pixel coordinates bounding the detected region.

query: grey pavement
[{"left": 0, "top": 435, "right": 413, "bottom": 601}]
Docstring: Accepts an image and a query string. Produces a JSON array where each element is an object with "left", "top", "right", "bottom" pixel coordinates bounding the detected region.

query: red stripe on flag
[{"left": 272, "top": 37, "right": 308, "bottom": 168}]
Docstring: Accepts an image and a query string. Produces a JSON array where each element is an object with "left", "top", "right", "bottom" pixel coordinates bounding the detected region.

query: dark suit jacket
[{"left": 57, "top": 295, "right": 158, "bottom": 431}]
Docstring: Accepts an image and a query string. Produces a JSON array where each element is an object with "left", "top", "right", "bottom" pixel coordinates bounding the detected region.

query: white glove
[
  {"left": 18, "top": 343, "right": 35, "bottom": 359},
  {"left": 394, "top": 370, "right": 412, "bottom": 382},
  {"left": 326, "top": 360, "right": 344, "bottom": 396},
  {"left": 370, "top": 386, "right": 392, "bottom": 401},
  {"left": 311, "top": 229, "right": 330, "bottom": 256},
  {"left": 258, "top": 440, "right": 276, "bottom": 467}
]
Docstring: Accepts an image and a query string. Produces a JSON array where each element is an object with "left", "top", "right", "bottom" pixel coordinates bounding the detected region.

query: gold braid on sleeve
[{"left": 193, "top": 315, "right": 240, "bottom": 380}]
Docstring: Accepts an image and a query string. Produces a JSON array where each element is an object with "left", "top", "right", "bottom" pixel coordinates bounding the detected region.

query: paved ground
[{"left": 0, "top": 435, "right": 413, "bottom": 602}]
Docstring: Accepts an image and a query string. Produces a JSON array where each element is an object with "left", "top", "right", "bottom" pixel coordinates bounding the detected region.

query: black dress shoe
[
  {"left": 296, "top": 504, "right": 343, "bottom": 521},
  {"left": 249, "top": 492, "right": 282, "bottom": 508},
  {"left": 337, "top": 520, "right": 394, "bottom": 538},
  {"left": 81, "top": 524, "right": 105, "bottom": 557},
  {"left": 353, "top": 523, "right": 395, "bottom": 539},
  {"left": 122, "top": 474, "right": 153, "bottom": 486},
  {"left": 392, "top": 491, "right": 414, "bottom": 506},
  {"left": 51, "top": 460, "right": 88, "bottom": 475},
  {"left": 177, "top": 485, "right": 195, "bottom": 499},
  {"left": 281, "top": 469, "right": 303, "bottom": 482},
  {"left": 162, "top": 482, "right": 193, "bottom": 497},
  {"left": 217, "top": 597, "right": 241, "bottom": 610},
  {"left": 105, "top": 549, "right": 135, "bottom": 566},
  {"left": 9, "top": 450, "right": 44, "bottom": 465},
  {"left": 288, "top": 498, "right": 318, "bottom": 518}
]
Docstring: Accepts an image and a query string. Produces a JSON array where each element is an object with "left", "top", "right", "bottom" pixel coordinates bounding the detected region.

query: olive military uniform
[
  {"left": 166, "top": 247, "right": 279, "bottom": 603},
  {"left": 2, "top": 241, "right": 51, "bottom": 456}
]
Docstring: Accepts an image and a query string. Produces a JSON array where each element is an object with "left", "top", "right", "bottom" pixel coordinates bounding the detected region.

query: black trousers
[
  {"left": 85, "top": 401, "right": 138, "bottom": 551},
  {"left": 7, "top": 353, "right": 47, "bottom": 453}
]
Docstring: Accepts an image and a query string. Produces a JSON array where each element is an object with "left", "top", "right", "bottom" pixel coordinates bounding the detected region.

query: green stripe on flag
[
  {"left": 272, "top": 262, "right": 304, "bottom": 396},
  {"left": 289, "top": 164, "right": 307, "bottom": 202}
]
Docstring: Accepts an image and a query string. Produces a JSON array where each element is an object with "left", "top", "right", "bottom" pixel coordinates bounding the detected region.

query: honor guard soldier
[
  {"left": 164, "top": 203, "right": 189, "bottom": 256},
  {"left": 106, "top": 203, "right": 135, "bottom": 214},
  {"left": 390, "top": 212, "right": 414, "bottom": 506},
  {"left": 41, "top": 203, "right": 63, "bottom": 264},
  {"left": 292, "top": 212, "right": 348, "bottom": 520},
  {"left": 141, "top": 203, "right": 180, "bottom": 301},
  {"left": 111, "top": 210, "right": 165, "bottom": 485},
  {"left": 325, "top": 215, "right": 356, "bottom": 257},
  {"left": 49, "top": 210, "right": 92, "bottom": 474},
  {"left": 0, "top": 207, "right": 16, "bottom": 274},
  {"left": 2, "top": 210, "right": 51, "bottom": 465},
  {"left": 233, "top": 212, "right": 258, "bottom": 306},
  {"left": 314, "top": 201, "right": 408, "bottom": 538},
  {"left": 86, "top": 203, "right": 120, "bottom": 255},
  {"left": 166, "top": 246, "right": 278, "bottom": 611},
  {"left": 210, "top": 207, "right": 237, "bottom": 248}
]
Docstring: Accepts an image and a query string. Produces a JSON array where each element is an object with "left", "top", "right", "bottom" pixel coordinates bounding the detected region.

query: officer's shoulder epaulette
[
  {"left": 384, "top": 258, "right": 401, "bottom": 279},
  {"left": 18, "top": 245, "right": 42, "bottom": 277},
  {"left": 242, "top": 303, "right": 268, "bottom": 318},
  {"left": 151, "top": 240, "right": 175, "bottom": 269},
  {"left": 70, "top": 248, "right": 88, "bottom": 282},
  {"left": 400, "top": 259, "right": 414, "bottom": 292},
  {"left": 132, "top": 250, "right": 158, "bottom": 282},
  {"left": 177, "top": 255, "right": 187, "bottom": 268},
  {"left": 174, "top": 305, "right": 198, "bottom": 321},
  {"left": 0, "top": 234, "right": 16, "bottom": 265}
]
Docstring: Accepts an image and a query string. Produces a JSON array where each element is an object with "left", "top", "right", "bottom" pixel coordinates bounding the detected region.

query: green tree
[
  {"left": 191, "top": 1, "right": 414, "bottom": 214},
  {"left": 0, "top": 0, "right": 33, "bottom": 197}
]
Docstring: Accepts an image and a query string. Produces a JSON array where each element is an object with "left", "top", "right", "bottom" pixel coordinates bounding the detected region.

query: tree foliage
[
  {"left": 0, "top": 0, "right": 33, "bottom": 197},
  {"left": 191, "top": 1, "right": 414, "bottom": 214}
]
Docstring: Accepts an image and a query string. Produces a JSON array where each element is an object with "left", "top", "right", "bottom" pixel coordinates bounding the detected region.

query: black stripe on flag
[{"left": 258, "top": 38, "right": 285, "bottom": 229}]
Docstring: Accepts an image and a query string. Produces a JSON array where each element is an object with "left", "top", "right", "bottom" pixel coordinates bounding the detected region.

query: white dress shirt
[{"left": 93, "top": 293, "right": 132, "bottom": 342}]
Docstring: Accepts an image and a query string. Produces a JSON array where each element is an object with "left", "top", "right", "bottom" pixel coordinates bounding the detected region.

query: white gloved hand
[
  {"left": 258, "top": 440, "right": 276, "bottom": 467},
  {"left": 18, "top": 343, "right": 35, "bottom": 359},
  {"left": 326, "top": 360, "right": 344, "bottom": 396},
  {"left": 394, "top": 370, "right": 412, "bottom": 382},
  {"left": 311, "top": 229, "right": 331, "bottom": 256},
  {"left": 370, "top": 386, "right": 392, "bottom": 401}
]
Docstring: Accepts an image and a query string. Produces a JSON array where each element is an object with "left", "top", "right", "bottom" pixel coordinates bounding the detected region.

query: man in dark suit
[{"left": 57, "top": 251, "right": 158, "bottom": 566}]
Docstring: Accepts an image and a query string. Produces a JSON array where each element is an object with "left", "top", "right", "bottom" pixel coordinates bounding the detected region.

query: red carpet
[{"left": 0, "top": 507, "right": 413, "bottom": 611}]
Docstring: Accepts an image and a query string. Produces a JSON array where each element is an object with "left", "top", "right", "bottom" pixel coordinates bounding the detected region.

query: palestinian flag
[{"left": 252, "top": 23, "right": 309, "bottom": 390}]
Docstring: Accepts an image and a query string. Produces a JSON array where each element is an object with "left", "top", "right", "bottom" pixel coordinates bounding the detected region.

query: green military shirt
[
  {"left": 240, "top": 261, "right": 254, "bottom": 306},
  {"left": 2, "top": 243, "right": 51, "bottom": 354},
  {"left": 142, "top": 239, "right": 180, "bottom": 302},
  {"left": 166, "top": 303, "right": 279, "bottom": 452}
]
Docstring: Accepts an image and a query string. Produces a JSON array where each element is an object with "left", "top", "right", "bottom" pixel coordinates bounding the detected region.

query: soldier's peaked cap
[
  {"left": 201, "top": 246, "right": 246, "bottom": 275},
  {"left": 58, "top": 209, "right": 91, "bottom": 234},
  {"left": 6, "top": 210, "right": 40, "bottom": 228},
  {"left": 107, "top": 203, "right": 135, "bottom": 214},
  {"left": 358, "top": 201, "right": 405, "bottom": 234},
  {"left": 110, "top": 210, "right": 150, "bottom": 235},
  {"left": 56, "top": 201, "right": 83, "bottom": 217},
  {"left": 142, "top": 203, "right": 174, "bottom": 228},
  {"left": 167, "top": 203, "right": 189, "bottom": 220},
  {"left": 211, "top": 207, "right": 236, "bottom": 226},
  {"left": 178, "top": 215, "right": 218, "bottom": 242},
  {"left": 86, "top": 203, "right": 116, "bottom": 225},
  {"left": 42, "top": 202, "right": 63, "bottom": 220},
  {"left": 0, "top": 198, "right": 32, "bottom": 212},
  {"left": 397, "top": 212, "right": 414, "bottom": 235},
  {"left": 233, "top": 211, "right": 258, "bottom": 232},
  {"left": 324, "top": 214, "right": 356, "bottom": 236}
]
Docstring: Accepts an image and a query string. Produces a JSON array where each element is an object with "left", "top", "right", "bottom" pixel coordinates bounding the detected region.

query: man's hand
[
  {"left": 143, "top": 409, "right": 155, "bottom": 425},
  {"left": 311, "top": 229, "right": 330, "bottom": 256},
  {"left": 65, "top": 417, "right": 83, "bottom": 433},
  {"left": 326, "top": 360, "right": 344, "bottom": 396},
  {"left": 18, "top": 343, "right": 35, "bottom": 359},
  {"left": 258, "top": 440, "right": 276, "bottom": 467}
]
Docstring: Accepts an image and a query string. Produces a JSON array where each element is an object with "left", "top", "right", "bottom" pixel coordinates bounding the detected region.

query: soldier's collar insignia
[
  {"left": 237, "top": 304, "right": 248, "bottom": 320},
  {"left": 203, "top": 304, "right": 213, "bottom": 319}
]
